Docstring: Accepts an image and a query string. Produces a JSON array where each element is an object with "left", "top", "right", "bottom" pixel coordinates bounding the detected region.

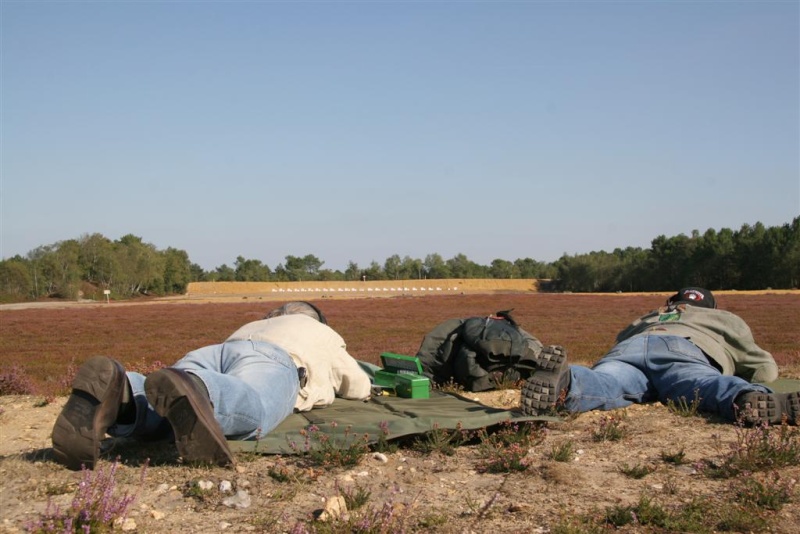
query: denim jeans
[
  {"left": 111, "top": 340, "right": 299, "bottom": 440},
  {"left": 564, "top": 334, "right": 771, "bottom": 421}
]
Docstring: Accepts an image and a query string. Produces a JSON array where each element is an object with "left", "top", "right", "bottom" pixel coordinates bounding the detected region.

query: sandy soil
[{"left": 2, "top": 389, "right": 800, "bottom": 533}]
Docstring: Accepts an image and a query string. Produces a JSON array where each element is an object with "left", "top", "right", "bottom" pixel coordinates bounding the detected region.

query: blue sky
[{"left": 2, "top": 1, "right": 798, "bottom": 272}]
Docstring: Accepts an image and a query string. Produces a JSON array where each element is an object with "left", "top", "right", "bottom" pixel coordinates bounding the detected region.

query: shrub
[
  {"left": 291, "top": 423, "right": 370, "bottom": 468},
  {"left": 666, "top": 389, "right": 701, "bottom": 417},
  {"left": 591, "top": 412, "right": 627, "bottom": 442},
  {"left": 0, "top": 365, "right": 36, "bottom": 395},
  {"left": 730, "top": 472, "right": 796, "bottom": 511},
  {"left": 412, "top": 422, "right": 470, "bottom": 456},
  {"left": 549, "top": 440, "right": 575, "bottom": 462},
  {"left": 704, "top": 421, "right": 800, "bottom": 477},
  {"left": 27, "top": 458, "right": 146, "bottom": 533},
  {"left": 618, "top": 463, "right": 656, "bottom": 479},
  {"left": 476, "top": 421, "right": 543, "bottom": 473}
]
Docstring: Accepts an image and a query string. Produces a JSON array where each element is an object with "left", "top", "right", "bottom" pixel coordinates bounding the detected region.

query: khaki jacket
[
  {"left": 227, "top": 315, "right": 372, "bottom": 412},
  {"left": 615, "top": 305, "right": 778, "bottom": 383}
]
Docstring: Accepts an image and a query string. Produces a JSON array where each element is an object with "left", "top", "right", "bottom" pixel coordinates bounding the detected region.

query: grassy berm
[{"left": 1, "top": 291, "right": 799, "bottom": 533}]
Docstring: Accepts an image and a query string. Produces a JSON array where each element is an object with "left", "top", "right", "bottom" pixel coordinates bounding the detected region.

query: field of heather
[
  {"left": 2, "top": 291, "right": 799, "bottom": 395},
  {"left": 1, "top": 291, "right": 799, "bottom": 533}
]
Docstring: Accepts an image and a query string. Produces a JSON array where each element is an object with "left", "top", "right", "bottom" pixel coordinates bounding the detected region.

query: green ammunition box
[
  {"left": 372, "top": 353, "right": 431, "bottom": 398},
  {"left": 394, "top": 373, "right": 430, "bottom": 399},
  {"left": 373, "top": 369, "right": 399, "bottom": 389}
]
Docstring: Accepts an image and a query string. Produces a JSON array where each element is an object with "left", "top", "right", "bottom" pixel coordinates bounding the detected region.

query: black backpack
[{"left": 415, "top": 309, "right": 550, "bottom": 392}]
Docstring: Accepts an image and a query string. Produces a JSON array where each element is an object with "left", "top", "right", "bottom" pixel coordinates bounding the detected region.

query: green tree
[
  {"left": 649, "top": 233, "right": 697, "bottom": 290},
  {"left": 78, "top": 233, "right": 119, "bottom": 290},
  {"left": 362, "top": 261, "right": 384, "bottom": 281},
  {"left": 400, "top": 255, "right": 424, "bottom": 280},
  {"left": 0, "top": 257, "right": 33, "bottom": 300},
  {"left": 384, "top": 254, "right": 402, "bottom": 280},
  {"left": 424, "top": 253, "right": 450, "bottom": 279},
  {"left": 50, "top": 239, "right": 82, "bottom": 299},
  {"left": 114, "top": 235, "right": 164, "bottom": 295},
  {"left": 345, "top": 260, "right": 361, "bottom": 281},
  {"left": 317, "top": 268, "right": 344, "bottom": 281},
  {"left": 283, "top": 254, "right": 323, "bottom": 281},
  {"left": 692, "top": 228, "right": 737, "bottom": 289},
  {"left": 514, "top": 258, "right": 553, "bottom": 279},
  {"left": 162, "top": 248, "right": 193, "bottom": 293},
  {"left": 735, "top": 222, "right": 774, "bottom": 290},
  {"left": 777, "top": 217, "right": 800, "bottom": 288},
  {"left": 234, "top": 256, "right": 271, "bottom": 281},
  {"left": 27, "top": 245, "right": 61, "bottom": 297},
  {"left": 189, "top": 263, "right": 206, "bottom": 282},
  {"left": 614, "top": 247, "right": 651, "bottom": 292},
  {"left": 447, "top": 253, "right": 483, "bottom": 279},
  {"left": 213, "top": 264, "right": 236, "bottom": 281},
  {"left": 489, "top": 259, "right": 518, "bottom": 279}
]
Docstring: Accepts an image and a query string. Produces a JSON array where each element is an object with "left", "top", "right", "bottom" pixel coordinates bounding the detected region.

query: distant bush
[{"left": 0, "top": 365, "right": 36, "bottom": 395}]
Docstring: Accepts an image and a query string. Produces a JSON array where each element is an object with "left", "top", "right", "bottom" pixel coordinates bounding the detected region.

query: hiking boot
[
  {"left": 734, "top": 391, "right": 800, "bottom": 425},
  {"left": 519, "top": 345, "right": 571, "bottom": 416},
  {"left": 145, "top": 368, "right": 234, "bottom": 466},
  {"left": 52, "top": 356, "right": 127, "bottom": 470}
]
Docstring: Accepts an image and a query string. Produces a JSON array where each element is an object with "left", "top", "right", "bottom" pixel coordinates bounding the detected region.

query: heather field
[
  {"left": 1, "top": 291, "right": 800, "bottom": 533},
  {"left": 1, "top": 292, "right": 798, "bottom": 396}
]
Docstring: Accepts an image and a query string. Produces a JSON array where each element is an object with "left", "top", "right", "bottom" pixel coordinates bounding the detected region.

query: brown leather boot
[
  {"left": 52, "top": 356, "right": 127, "bottom": 470},
  {"left": 145, "top": 368, "right": 234, "bottom": 466}
]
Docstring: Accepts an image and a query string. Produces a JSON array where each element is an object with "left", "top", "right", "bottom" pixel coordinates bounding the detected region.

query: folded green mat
[
  {"left": 762, "top": 378, "right": 800, "bottom": 393},
  {"left": 227, "top": 375, "right": 800, "bottom": 455},
  {"left": 228, "top": 390, "right": 559, "bottom": 455}
]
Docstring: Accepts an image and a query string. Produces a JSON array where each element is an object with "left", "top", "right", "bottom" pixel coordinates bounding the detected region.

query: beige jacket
[{"left": 226, "top": 314, "right": 372, "bottom": 412}]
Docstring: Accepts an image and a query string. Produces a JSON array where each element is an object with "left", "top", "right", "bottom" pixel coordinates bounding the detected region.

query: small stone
[
  {"left": 317, "top": 495, "right": 347, "bottom": 521},
  {"left": 372, "top": 452, "right": 388, "bottom": 463},
  {"left": 198, "top": 480, "right": 214, "bottom": 491},
  {"left": 219, "top": 480, "right": 233, "bottom": 492},
  {"left": 150, "top": 510, "right": 166, "bottom": 520},
  {"left": 222, "top": 489, "right": 251, "bottom": 509}
]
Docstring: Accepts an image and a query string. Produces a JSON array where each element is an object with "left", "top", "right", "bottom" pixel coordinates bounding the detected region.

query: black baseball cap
[{"left": 666, "top": 287, "right": 716, "bottom": 309}]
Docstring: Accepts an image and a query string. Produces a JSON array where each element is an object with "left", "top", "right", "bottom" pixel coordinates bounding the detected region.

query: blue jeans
[
  {"left": 110, "top": 340, "right": 299, "bottom": 440},
  {"left": 564, "top": 334, "right": 771, "bottom": 421}
]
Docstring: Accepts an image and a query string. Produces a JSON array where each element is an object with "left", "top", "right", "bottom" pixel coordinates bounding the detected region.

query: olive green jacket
[{"left": 615, "top": 305, "right": 778, "bottom": 383}]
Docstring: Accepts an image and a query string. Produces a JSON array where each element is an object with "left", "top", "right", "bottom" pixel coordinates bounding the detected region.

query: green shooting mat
[
  {"left": 226, "top": 370, "right": 800, "bottom": 456},
  {"left": 762, "top": 378, "right": 800, "bottom": 393},
  {"left": 227, "top": 391, "right": 559, "bottom": 455}
]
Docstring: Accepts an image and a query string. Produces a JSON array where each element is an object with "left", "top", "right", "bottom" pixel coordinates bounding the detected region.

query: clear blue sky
[{"left": 2, "top": 1, "right": 798, "bottom": 272}]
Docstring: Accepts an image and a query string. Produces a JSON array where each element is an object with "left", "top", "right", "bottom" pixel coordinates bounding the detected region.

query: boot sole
[
  {"left": 737, "top": 391, "right": 800, "bottom": 425},
  {"left": 519, "top": 346, "right": 569, "bottom": 416},
  {"left": 145, "top": 369, "right": 234, "bottom": 466},
  {"left": 51, "top": 356, "right": 126, "bottom": 470}
]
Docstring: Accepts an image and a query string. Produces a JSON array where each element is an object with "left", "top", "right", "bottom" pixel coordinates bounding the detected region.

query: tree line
[{"left": 0, "top": 218, "right": 797, "bottom": 302}]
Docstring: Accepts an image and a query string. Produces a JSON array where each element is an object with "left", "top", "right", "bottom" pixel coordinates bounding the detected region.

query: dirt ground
[
  {"left": 2, "top": 390, "right": 800, "bottom": 533},
  {"left": 1, "top": 289, "right": 799, "bottom": 533}
]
